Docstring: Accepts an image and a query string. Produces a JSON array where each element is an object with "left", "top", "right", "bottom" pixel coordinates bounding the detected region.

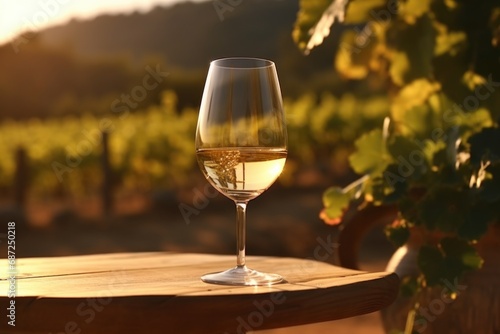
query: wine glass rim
[{"left": 210, "top": 57, "right": 275, "bottom": 69}]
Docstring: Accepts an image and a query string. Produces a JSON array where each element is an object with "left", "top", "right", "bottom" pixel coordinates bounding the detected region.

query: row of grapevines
[{"left": 0, "top": 90, "right": 389, "bottom": 199}]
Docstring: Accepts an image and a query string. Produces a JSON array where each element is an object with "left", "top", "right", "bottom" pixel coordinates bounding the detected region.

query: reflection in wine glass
[{"left": 195, "top": 57, "right": 287, "bottom": 286}]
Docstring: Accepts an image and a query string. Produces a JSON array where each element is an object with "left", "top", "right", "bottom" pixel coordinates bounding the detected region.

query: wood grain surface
[{"left": 0, "top": 252, "right": 398, "bottom": 333}]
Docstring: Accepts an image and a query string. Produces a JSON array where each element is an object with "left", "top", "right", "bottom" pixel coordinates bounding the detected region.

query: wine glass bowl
[{"left": 195, "top": 57, "right": 287, "bottom": 286}]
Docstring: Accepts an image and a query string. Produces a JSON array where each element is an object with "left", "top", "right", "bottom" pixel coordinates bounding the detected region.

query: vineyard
[{"left": 0, "top": 90, "right": 389, "bottom": 203}]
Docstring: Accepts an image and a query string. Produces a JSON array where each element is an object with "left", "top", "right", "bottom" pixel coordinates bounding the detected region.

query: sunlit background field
[{"left": 0, "top": 0, "right": 391, "bottom": 218}]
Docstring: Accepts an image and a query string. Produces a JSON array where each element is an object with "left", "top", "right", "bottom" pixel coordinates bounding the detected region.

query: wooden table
[{"left": 0, "top": 252, "right": 398, "bottom": 333}]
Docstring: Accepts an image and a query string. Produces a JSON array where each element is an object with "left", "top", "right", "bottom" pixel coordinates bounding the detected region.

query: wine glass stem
[{"left": 235, "top": 201, "right": 248, "bottom": 267}]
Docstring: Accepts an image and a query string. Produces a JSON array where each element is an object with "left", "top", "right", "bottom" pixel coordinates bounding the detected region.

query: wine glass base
[{"left": 201, "top": 265, "right": 284, "bottom": 286}]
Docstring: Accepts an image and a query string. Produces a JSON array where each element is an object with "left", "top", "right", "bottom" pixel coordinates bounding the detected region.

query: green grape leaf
[
  {"left": 321, "top": 186, "right": 352, "bottom": 224},
  {"left": 398, "top": 195, "right": 420, "bottom": 223},
  {"left": 389, "top": 51, "right": 410, "bottom": 86},
  {"left": 461, "top": 70, "right": 487, "bottom": 91},
  {"left": 371, "top": 165, "right": 408, "bottom": 204},
  {"left": 434, "top": 29, "right": 467, "bottom": 56},
  {"left": 293, "top": 0, "right": 390, "bottom": 54},
  {"left": 391, "top": 79, "right": 441, "bottom": 120},
  {"left": 349, "top": 128, "right": 390, "bottom": 175},
  {"left": 293, "top": 0, "right": 349, "bottom": 54},
  {"left": 440, "top": 237, "right": 484, "bottom": 270},
  {"left": 433, "top": 164, "right": 463, "bottom": 187},
  {"left": 387, "top": 135, "right": 430, "bottom": 169},
  {"left": 391, "top": 81, "right": 447, "bottom": 139},
  {"left": 468, "top": 127, "right": 500, "bottom": 165},
  {"left": 335, "top": 29, "right": 378, "bottom": 79},
  {"left": 293, "top": 0, "right": 334, "bottom": 52},
  {"left": 394, "top": 104, "right": 441, "bottom": 139},
  {"left": 417, "top": 138, "right": 444, "bottom": 166},
  {"left": 456, "top": 108, "right": 493, "bottom": 135},
  {"left": 428, "top": 126, "right": 460, "bottom": 169},
  {"left": 398, "top": 0, "right": 432, "bottom": 24},
  {"left": 386, "top": 15, "right": 436, "bottom": 86},
  {"left": 417, "top": 186, "right": 467, "bottom": 232},
  {"left": 343, "top": 0, "right": 389, "bottom": 24},
  {"left": 418, "top": 245, "right": 444, "bottom": 286},
  {"left": 385, "top": 223, "right": 410, "bottom": 248},
  {"left": 432, "top": 147, "right": 451, "bottom": 169},
  {"left": 478, "top": 164, "right": 500, "bottom": 203}
]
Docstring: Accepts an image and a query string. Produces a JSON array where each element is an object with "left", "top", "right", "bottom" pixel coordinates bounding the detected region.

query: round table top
[{"left": 0, "top": 252, "right": 398, "bottom": 333}]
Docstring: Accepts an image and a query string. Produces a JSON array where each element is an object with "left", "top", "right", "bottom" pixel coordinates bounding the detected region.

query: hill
[{"left": 0, "top": 0, "right": 342, "bottom": 120}]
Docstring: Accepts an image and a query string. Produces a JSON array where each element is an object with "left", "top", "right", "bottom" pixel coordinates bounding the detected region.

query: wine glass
[{"left": 195, "top": 57, "right": 287, "bottom": 286}]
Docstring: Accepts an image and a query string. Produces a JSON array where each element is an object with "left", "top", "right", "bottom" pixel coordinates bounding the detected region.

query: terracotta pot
[{"left": 381, "top": 224, "right": 500, "bottom": 334}]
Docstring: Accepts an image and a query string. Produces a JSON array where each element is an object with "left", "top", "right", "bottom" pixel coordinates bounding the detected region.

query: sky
[{"left": 0, "top": 0, "right": 207, "bottom": 45}]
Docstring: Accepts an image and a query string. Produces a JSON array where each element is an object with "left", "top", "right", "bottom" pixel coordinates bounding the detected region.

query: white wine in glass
[{"left": 196, "top": 57, "right": 287, "bottom": 286}]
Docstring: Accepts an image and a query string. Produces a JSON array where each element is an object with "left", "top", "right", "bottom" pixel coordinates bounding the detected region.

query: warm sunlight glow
[
  {"left": 0, "top": 0, "right": 206, "bottom": 45},
  {"left": 0, "top": 3, "right": 32, "bottom": 44}
]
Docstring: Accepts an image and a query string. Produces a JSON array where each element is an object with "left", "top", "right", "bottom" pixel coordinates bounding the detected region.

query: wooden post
[
  {"left": 15, "top": 146, "right": 28, "bottom": 208},
  {"left": 101, "top": 131, "right": 112, "bottom": 216}
]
